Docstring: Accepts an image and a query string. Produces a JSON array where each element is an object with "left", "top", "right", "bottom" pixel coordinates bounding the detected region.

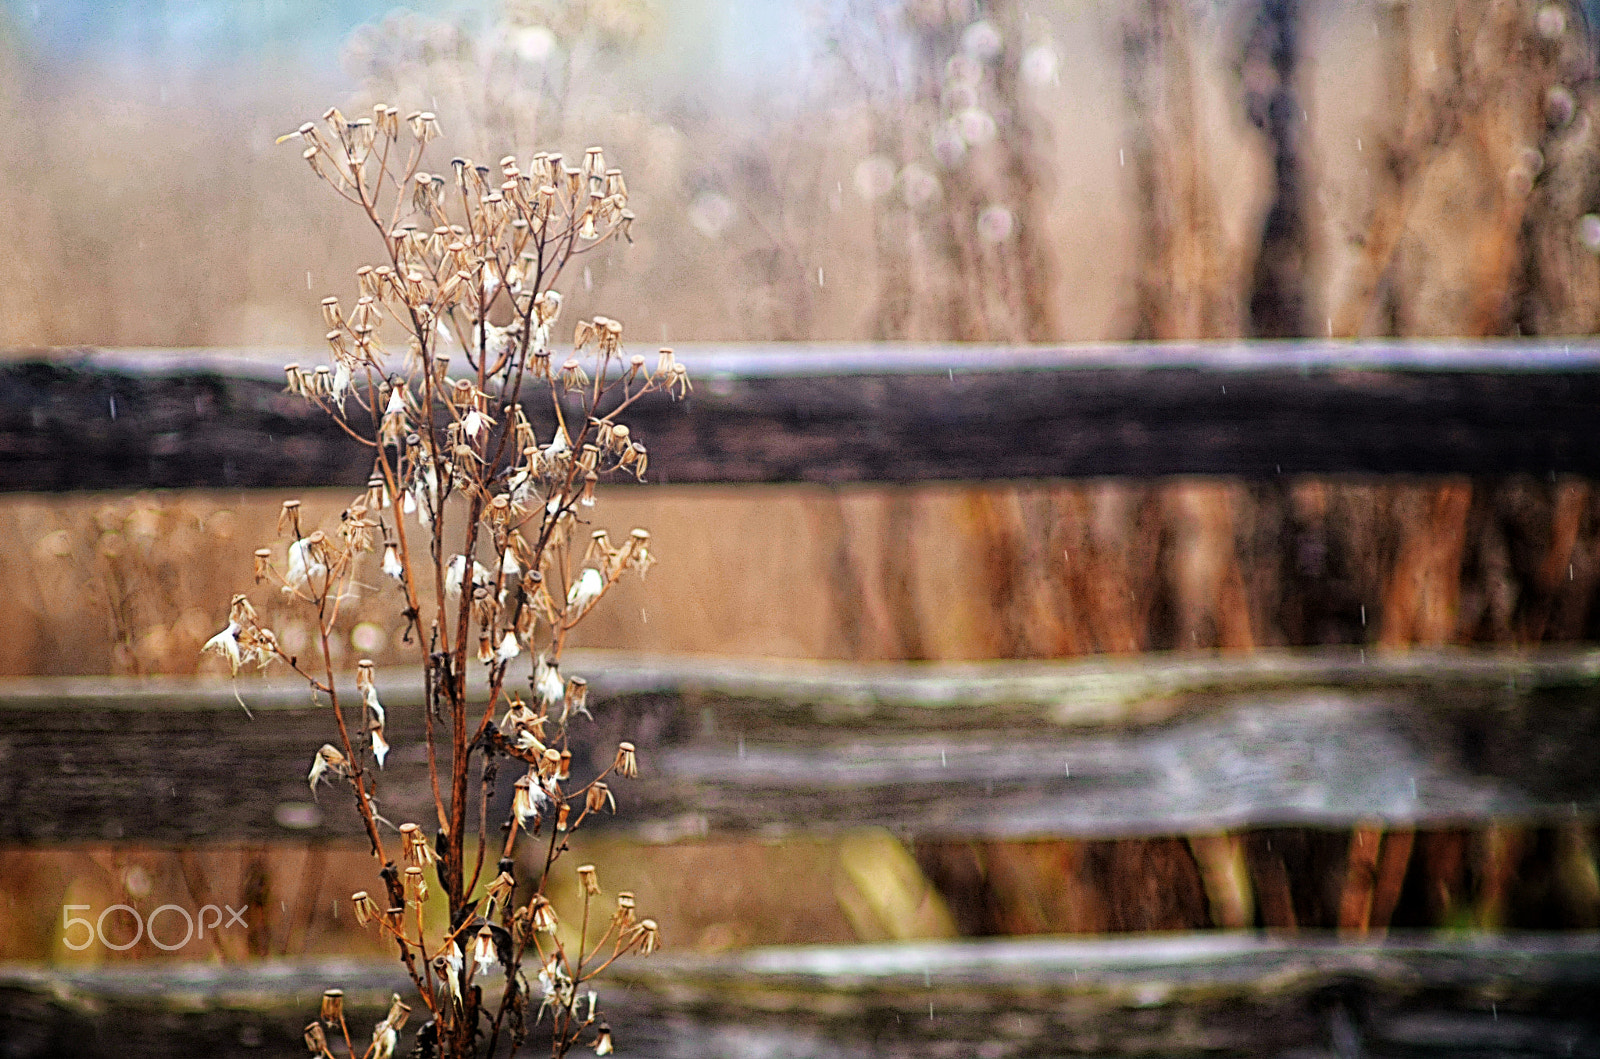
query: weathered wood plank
[
  {"left": 2, "top": 932, "right": 1596, "bottom": 1057},
  {"left": 5, "top": 341, "right": 1600, "bottom": 489},
  {"left": 2, "top": 649, "right": 1597, "bottom": 843}
]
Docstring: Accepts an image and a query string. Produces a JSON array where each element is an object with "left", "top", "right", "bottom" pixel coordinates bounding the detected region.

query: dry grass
[
  {"left": 5, "top": 4, "right": 1596, "bottom": 349},
  {"left": 3, "top": 475, "right": 1598, "bottom": 678}
]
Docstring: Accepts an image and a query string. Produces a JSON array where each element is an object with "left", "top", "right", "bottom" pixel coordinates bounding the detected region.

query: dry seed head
[
  {"left": 485, "top": 870, "right": 516, "bottom": 909},
  {"left": 403, "top": 865, "right": 428, "bottom": 905},
  {"left": 633, "top": 918, "right": 661, "bottom": 955},
  {"left": 586, "top": 780, "right": 614, "bottom": 814},
  {"left": 320, "top": 297, "right": 343, "bottom": 330},
  {"left": 669, "top": 361, "right": 692, "bottom": 398},
  {"left": 512, "top": 774, "right": 540, "bottom": 827},
  {"left": 565, "top": 676, "right": 588, "bottom": 718},
  {"left": 585, "top": 530, "right": 612, "bottom": 566},
  {"left": 539, "top": 746, "right": 563, "bottom": 779},
  {"left": 613, "top": 891, "right": 636, "bottom": 930},
  {"left": 278, "top": 499, "right": 302, "bottom": 537},
  {"left": 232, "top": 595, "right": 261, "bottom": 629},
  {"left": 561, "top": 358, "right": 589, "bottom": 389},
  {"left": 385, "top": 994, "right": 412, "bottom": 1032},
  {"left": 304, "top": 1021, "right": 329, "bottom": 1055},
  {"left": 529, "top": 893, "right": 559, "bottom": 932},
  {"left": 578, "top": 863, "right": 601, "bottom": 895},
  {"left": 253, "top": 548, "right": 272, "bottom": 582},
  {"left": 409, "top": 110, "right": 440, "bottom": 143},
  {"left": 320, "top": 988, "right": 344, "bottom": 1024},
  {"left": 558, "top": 748, "right": 572, "bottom": 782},
  {"left": 411, "top": 172, "right": 434, "bottom": 213},
  {"left": 283, "top": 362, "right": 304, "bottom": 396},
  {"left": 614, "top": 741, "right": 638, "bottom": 778},
  {"left": 472, "top": 925, "right": 498, "bottom": 975},
  {"left": 400, "top": 822, "right": 439, "bottom": 866},
  {"left": 351, "top": 890, "right": 382, "bottom": 926}
]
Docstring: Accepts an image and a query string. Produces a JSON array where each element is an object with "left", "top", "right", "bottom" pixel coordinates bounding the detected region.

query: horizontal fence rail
[
  {"left": 4, "top": 341, "right": 1600, "bottom": 490},
  {"left": 3, "top": 933, "right": 1598, "bottom": 1058},
  {"left": 3, "top": 648, "right": 1597, "bottom": 844}
]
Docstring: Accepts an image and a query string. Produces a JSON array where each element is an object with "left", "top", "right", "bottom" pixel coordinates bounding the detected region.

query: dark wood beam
[
  {"left": 3, "top": 648, "right": 1597, "bottom": 844},
  {"left": 2, "top": 933, "right": 1596, "bottom": 1057},
  {"left": 4, "top": 341, "right": 1600, "bottom": 489}
]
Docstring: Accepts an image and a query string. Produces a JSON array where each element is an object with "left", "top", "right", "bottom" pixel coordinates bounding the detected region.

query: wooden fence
[{"left": 2, "top": 343, "right": 1598, "bottom": 1056}]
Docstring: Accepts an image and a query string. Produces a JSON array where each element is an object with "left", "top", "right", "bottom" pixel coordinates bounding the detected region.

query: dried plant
[{"left": 203, "top": 105, "right": 684, "bottom": 1058}]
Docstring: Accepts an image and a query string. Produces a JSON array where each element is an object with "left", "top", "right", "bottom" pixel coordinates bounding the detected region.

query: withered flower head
[
  {"left": 351, "top": 890, "right": 382, "bottom": 926},
  {"left": 403, "top": 866, "right": 428, "bottom": 905},
  {"left": 485, "top": 870, "right": 516, "bottom": 911},
  {"left": 577, "top": 863, "right": 601, "bottom": 895},
  {"left": 320, "top": 988, "right": 344, "bottom": 1024},
  {"left": 629, "top": 918, "right": 661, "bottom": 956},
  {"left": 278, "top": 499, "right": 303, "bottom": 536},
  {"left": 472, "top": 925, "right": 499, "bottom": 976},
  {"left": 400, "top": 822, "right": 438, "bottom": 866},
  {"left": 512, "top": 773, "right": 543, "bottom": 828},
  {"left": 614, "top": 741, "right": 638, "bottom": 779},
  {"left": 308, "top": 744, "right": 346, "bottom": 795},
  {"left": 586, "top": 781, "right": 615, "bottom": 815},
  {"left": 565, "top": 677, "right": 590, "bottom": 720},
  {"left": 613, "top": 891, "right": 636, "bottom": 931},
  {"left": 385, "top": 993, "right": 411, "bottom": 1032},
  {"left": 528, "top": 893, "right": 559, "bottom": 933}
]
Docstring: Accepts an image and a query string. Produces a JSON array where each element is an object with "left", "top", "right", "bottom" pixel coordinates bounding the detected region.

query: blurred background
[
  {"left": 3, "top": 0, "right": 1600, "bottom": 978},
  {"left": 9, "top": 0, "right": 1600, "bottom": 352}
]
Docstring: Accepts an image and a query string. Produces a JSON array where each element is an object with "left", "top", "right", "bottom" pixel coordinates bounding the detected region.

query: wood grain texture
[
  {"left": 3, "top": 648, "right": 1597, "bottom": 844},
  {"left": 6, "top": 341, "right": 1600, "bottom": 489},
  {"left": 1, "top": 932, "right": 1596, "bottom": 1057}
]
